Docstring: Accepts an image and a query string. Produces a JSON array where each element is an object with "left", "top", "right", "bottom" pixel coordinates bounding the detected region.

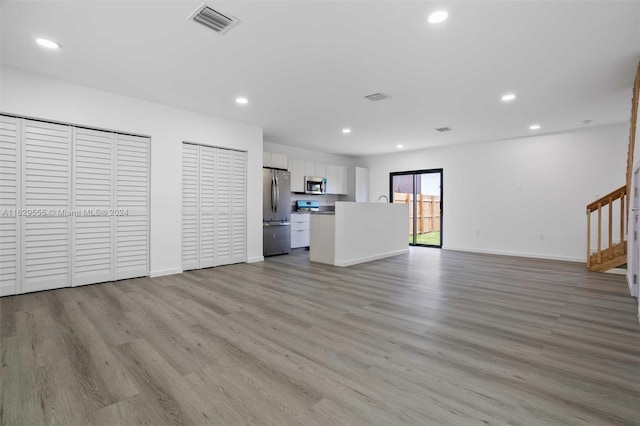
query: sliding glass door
[{"left": 390, "top": 169, "right": 443, "bottom": 247}]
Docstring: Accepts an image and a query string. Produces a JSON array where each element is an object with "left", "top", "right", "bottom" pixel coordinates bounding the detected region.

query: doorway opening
[{"left": 390, "top": 169, "right": 443, "bottom": 247}]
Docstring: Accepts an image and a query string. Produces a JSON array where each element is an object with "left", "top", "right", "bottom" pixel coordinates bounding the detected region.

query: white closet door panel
[
  {"left": 21, "top": 120, "right": 71, "bottom": 293},
  {"left": 72, "top": 128, "right": 114, "bottom": 286},
  {"left": 215, "top": 148, "right": 232, "bottom": 266},
  {"left": 231, "top": 151, "right": 247, "bottom": 263},
  {"left": 115, "top": 134, "right": 149, "bottom": 280},
  {"left": 0, "top": 115, "right": 20, "bottom": 296},
  {"left": 182, "top": 143, "right": 199, "bottom": 270},
  {"left": 199, "top": 146, "right": 216, "bottom": 268}
]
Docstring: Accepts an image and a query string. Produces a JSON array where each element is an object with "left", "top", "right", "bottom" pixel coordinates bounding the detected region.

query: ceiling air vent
[
  {"left": 191, "top": 4, "right": 240, "bottom": 34},
  {"left": 435, "top": 127, "right": 451, "bottom": 132},
  {"left": 364, "top": 92, "right": 391, "bottom": 102}
]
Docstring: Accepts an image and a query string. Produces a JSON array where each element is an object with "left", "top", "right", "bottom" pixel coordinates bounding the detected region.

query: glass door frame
[{"left": 389, "top": 168, "right": 443, "bottom": 248}]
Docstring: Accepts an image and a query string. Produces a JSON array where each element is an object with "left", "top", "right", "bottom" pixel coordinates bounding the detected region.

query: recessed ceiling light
[
  {"left": 529, "top": 124, "right": 541, "bottom": 130},
  {"left": 35, "top": 38, "right": 60, "bottom": 50},
  {"left": 501, "top": 93, "right": 516, "bottom": 102},
  {"left": 342, "top": 128, "right": 351, "bottom": 134},
  {"left": 235, "top": 97, "right": 248, "bottom": 105},
  {"left": 396, "top": 144, "right": 404, "bottom": 149},
  {"left": 428, "top": 10, "right": 448, "bottom": 24}
]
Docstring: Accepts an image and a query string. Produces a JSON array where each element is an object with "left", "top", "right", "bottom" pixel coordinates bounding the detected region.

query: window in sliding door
[{"left": 390, "top": 169, "right": 442, "bottom": 247}]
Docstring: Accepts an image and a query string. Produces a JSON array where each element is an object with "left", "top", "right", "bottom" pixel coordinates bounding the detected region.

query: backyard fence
[{"left": 393, "top": 193, "right": 441, "bottom": 234}]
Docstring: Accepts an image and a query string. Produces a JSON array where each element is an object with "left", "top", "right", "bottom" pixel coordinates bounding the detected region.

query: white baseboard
[
  {"left": 150, "top": 267, "right": 183, "bottom": 278},
  {"left": 443, "top": 246, "right": 584, "bottom": 263},
  {"left": 246, "top": 256, "right": 264, "bottom": 263},
  {"left": 335, "top": 248, "right": 410, "bottom": 267},
  {"left": 604, "top": 268, "right": 627, "bottom": 275}
]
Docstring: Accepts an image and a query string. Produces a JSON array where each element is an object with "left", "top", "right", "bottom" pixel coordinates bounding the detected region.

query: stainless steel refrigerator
[{"left": 263, "top": 168, "right": 291, "bottom": 256}]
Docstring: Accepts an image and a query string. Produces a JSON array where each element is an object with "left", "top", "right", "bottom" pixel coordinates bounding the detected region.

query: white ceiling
[{"left": 1, "top": 1, "right": 639, "bottom": 156}]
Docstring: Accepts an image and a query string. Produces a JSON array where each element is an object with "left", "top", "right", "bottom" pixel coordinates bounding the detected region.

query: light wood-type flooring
[{"left": 1, "top": 248, "right": 640, "bottom": 425}]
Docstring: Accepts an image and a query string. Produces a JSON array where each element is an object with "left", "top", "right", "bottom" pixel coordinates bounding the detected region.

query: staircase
[{"left": 586, "top": 62, "right": 639, "bottom": 271}]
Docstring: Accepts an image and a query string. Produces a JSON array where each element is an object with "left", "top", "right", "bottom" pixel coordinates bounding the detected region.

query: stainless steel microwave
[{"left": 304, "top": 176, "right": 327, "bottom": 195}]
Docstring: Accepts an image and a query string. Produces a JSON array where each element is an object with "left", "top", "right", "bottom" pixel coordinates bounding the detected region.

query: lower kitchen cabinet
[{"left": 291, "top": 213, "right": 310, "bottom": 248}]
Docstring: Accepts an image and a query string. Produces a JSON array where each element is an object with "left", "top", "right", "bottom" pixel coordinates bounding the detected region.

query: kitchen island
[{"left": 310, "top": 201, "right": 409, "bottom": 267}]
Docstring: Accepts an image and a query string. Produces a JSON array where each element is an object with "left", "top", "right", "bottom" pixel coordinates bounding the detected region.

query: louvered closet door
[
  {"left": 0, "top": 116, "right": 20, "bottom": 296},
  {"left": 215, "top": 148, "right": 232, "bottom": 266},
  {"left": 231, "top": 150, "right": 247, "bottom": 263},
  {"left": 182, "top": 143, "right": 199, "bottom": 270},
  {"left": 199, "top": 146, "right": 216, "bottom": 268},
  {"left": 21, "top": 120, "right": 72, "bottom": 293},
  {"left": 72, "top": 128, "right": 114, "bottom": 286},
  {"left": 114, "top": 134, "right": 149, "bottom": 280}
]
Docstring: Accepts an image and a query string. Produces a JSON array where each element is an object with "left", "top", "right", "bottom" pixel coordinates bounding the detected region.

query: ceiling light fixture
[
  {"left": 235, "top": 97, "right": 248, "bottom": 105},
  {"left": 396, "top": 144, "right": 404, "bottom": 149},
  {"left": 342, "top": 128, "right": 351, "bottom": 134},
  {"left": 529, "top": 124, "right": 541, "bottom": 130},
  {"left": 501, "top": 93, "right": 516, "bottom": 102},
  {"left": 428, "top": 10, "right": 448, "bottom": 24},
  {"left": 35, "top": 38, "right": 60, "bottom": 50}
]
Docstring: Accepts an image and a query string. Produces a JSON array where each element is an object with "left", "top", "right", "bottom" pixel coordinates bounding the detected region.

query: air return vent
[
  {"left": 191, "top": 4, "right": 240, "bottom": 34},
  {"left": 364, "top": 92, "right": 391, "bottom": 102},
  {"left": 435, "top": 127, "right": 451, "bottom": 132}
]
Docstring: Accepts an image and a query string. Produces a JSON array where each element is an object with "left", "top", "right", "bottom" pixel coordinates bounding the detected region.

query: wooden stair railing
[
  {"left": 586, "top": 61, "right": 639, "bottom": 272},
  {"left": 586, "top": 185, "right": 627, "bottom": 271}
]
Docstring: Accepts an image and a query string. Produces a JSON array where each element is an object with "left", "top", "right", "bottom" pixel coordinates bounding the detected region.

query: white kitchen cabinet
[
  {"left": 337, "top": 166, "right": 349, "bottom": 195},
  {"left": 270, "top": 152, "right": 288, "bottom": 169},
  {"left": 325, "top": 164, "right": 337, "bottom": 194},
  {"left": 325, "top": 164, "right": 348, "bottom": 195},
  {"left": 288, "top": 158, "right": 305, "bottom": 193},
  {"left": 291, "top": 213, "right": 310, "bottom": 248},
  {"left": 263, "top": 151, "right": 287, "bottom": 169},
  {"left": 315, "top": 162, "right": 326, "bottom": 178},
  {"left": 304, "top": 160, "right": 315, "bottom": 177}
]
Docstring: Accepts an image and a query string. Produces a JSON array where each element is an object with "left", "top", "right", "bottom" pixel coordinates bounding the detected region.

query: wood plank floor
[{"left": 1, "top": 248, "right": 639, "bottom": 425}]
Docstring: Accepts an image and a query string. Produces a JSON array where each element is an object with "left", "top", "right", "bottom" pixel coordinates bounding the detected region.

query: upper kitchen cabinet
[
  {"left": 326, "top": 164, "right": 348, "bottom": 195},
  {"left": 314, "top": 162, "right": 326, "bottom": 178},
  {"left": 287, "top": 156, "right": 348, "bottom": 195},
  {"left": 263, "top": 151, "right": 288, "bottom": 169},
  {"left": 304, "top": 160, "right": 315, "bottom": 177},
  {"left": 288, "top": 158, "right": 305, "bottom": 193}
]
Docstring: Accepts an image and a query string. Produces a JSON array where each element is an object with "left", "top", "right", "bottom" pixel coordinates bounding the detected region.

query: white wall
[
  {"left": 0, "top": 67, "right": 264, "bottom": 276},
  {"left": 362, "top": 124, "right": 628, "bottom": 262}
]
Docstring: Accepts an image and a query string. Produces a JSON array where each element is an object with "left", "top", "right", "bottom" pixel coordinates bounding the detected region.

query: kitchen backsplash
[{"left": 291, "top": 192, "right": 340, "bottom": 207}]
